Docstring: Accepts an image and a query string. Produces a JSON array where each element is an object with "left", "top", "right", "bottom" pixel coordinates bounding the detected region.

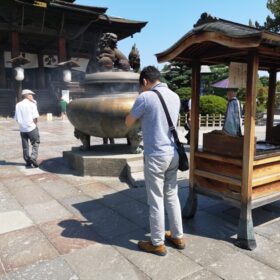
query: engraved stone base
[{"left": 63, "top": 144, "right": 144, "bottom": 179}]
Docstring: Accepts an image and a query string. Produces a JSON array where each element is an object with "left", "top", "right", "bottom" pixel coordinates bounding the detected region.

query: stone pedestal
[{"left": 63, "top": 144, "right": 144, "bottom": 179}]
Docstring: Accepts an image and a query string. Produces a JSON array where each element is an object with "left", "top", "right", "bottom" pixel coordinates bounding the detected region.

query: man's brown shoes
[
  {"left": 138, "top": 240, "right": 167, "bottom": 256},
  {"left": 165, "top": 231, "right": 186, "bottom": 250}
]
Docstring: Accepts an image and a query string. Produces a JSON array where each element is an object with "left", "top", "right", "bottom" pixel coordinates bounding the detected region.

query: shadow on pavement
[
  {"left": 0, "top": 160, "right": 25, "bottom": 167},
  {"left": 54, "top": 178, "right": 280, "bottom": 251},
  {"left": 40, "top": 157, "right": 78, "bottom": 175},
  {"left": 58, "top": 188, "right": 150, "bottom": 252}
]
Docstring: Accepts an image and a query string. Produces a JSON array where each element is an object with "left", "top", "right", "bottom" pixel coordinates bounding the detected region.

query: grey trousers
[
  {"left": 20, "top": 127, "right": 40, "bottom": 163},
  {"left": 144, "top": 152, "right": 183, "bottom": 246}
]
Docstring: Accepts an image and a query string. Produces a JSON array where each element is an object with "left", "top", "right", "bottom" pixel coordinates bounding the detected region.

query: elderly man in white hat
[{"left": 14, "top": 89, "right": 40, "bottom": 168}]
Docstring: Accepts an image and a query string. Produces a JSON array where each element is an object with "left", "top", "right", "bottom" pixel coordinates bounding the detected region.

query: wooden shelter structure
[
  {"left": 156, "top": 13, "right": 280, "bottom": 250},
  {"left": 0, "top": 0, "right": 146, "bottom": 116}
]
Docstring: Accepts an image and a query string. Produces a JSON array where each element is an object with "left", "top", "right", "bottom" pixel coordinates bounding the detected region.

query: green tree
[
  {"left": 199, "top": 95, "right": 227, "bottom": 115},
  {"left": 255, "top": 0, "right": 280, "bottom": 32},
  {"left": 175, "top": 87, "right": 192, "bottom": 100},
  {"left": 161, "top": 62, "right": 229, "bottom": 100}
]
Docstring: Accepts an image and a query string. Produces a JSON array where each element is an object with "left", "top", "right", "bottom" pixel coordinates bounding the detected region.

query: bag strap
[{"left": 152, "top": 89, "right": 180, "bottom": 144}]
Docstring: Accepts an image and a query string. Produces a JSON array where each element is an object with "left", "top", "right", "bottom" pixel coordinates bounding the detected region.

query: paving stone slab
[
  {"left": 238, "top": 234, "right": 280, "bottom": 271},
  {"left": 57, "top": 174, "right": 97, "bottom": 187},
  {"left": 121, "top": 187, "right": 147, "bottom": 201},
  {"left": 0, "top": 226, "right": 58, "bottom": 273},
  {"left": 39, "top": 179, "right": 82, "bottom": 200},
  {"left": 0, "top": 258, "right": 5, "bottom": 276},
  {"left": 0, "top": 210, "right": 33, "bottom": 235},
  {"left": 0, "top": 257, "right": 79, "bottom": 280},
  {"left": 179, "top": 233, "right": 238, "bottom": 266},
  {"left": 0, "top": 187, "right": 23, "bottom": 212},
  {"left": 112, "top": 229, "right": 202, "bottom": 280},
  {"left": 9, "top": 184, "right": 53, "bottom": 206},
  {"left": 182, "top": 269, "right": 222, "bottom": 280},
  {"left": 77, "top": 181, "right": 116, "bottom": 198},
  {"left": 0, "top": 165, "right": 23, "bottom": 178},
  {"left": 16, "top": 165, "right": 46, "bottom": 176},
  {"left": 59, "top": 194, "right": 105, "bottom": 219},
  {"left": 255, "top": 219, "right": 280, "bottom": 243},
  {"left": 111, "top": 200, "right": 150, "bottom": 230},
  {"left": 81, "top": 207, "right": 139, "bottom": 240},
  {"left": 207, "top": 252, "right": 280, "bottom": 280},
  {"left": 28, "top": 172, "right": 61, "bottom": 184},
  {"left": 39, "top": 218, "right": 102, "bottom": 255},
  {"left": 64, "top": 244, "right": 149, "bottom": 280},
  {"left": 97, "top": 191, "right": 134, "bottom": 208},
  {"left": 183, "top": 211, "right": 237, "bottom": 242},
  {"left": 24, "top": 200, "right": 72, "bottom": 224},
  {"left": 3, "top": 177, "right": 34, "bottom": 191},
  {"left": 95, "top": 177, "right": 131, "bottom": 191}
]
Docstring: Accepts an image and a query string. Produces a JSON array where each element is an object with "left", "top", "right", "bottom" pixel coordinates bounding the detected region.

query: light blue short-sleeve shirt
[{"left": 130, "top": 83, "right": 180, "bottom": 156}]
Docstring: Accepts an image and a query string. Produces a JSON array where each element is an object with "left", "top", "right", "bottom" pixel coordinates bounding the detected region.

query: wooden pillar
[
  {"left": 10, "top": 31, "right": 21, "bottom": 103},
  {"left": 0, "top": 50, "right": 6, "bottom": 87},
  {"left": 37, "top": 53, "right": 46, "bottom": 89},
  {"left": 58, "top": 36, "right": 66, "bottom": 62},
  {"left": 236, "top": 50, "right": 259, "bottom": 250},
  {"left": 265, "top": 69, "right": 276, "bottom": 141},
  {"left": 182, "top": 60, "right": 200, "bottom": 218},
  {"left": 11, "top": 31, "right": 20, "bottom": 60}
]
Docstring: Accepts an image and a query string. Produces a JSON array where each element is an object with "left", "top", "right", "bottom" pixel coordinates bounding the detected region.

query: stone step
[
  {"left": 126, "top": 170, "right": 145, "bottom": 188},
  {"left": 127, "top": 159, "right": 144, "bottom": 173},
  {"left": 126, "top": 159, "right": 145, "bottom": 187}
]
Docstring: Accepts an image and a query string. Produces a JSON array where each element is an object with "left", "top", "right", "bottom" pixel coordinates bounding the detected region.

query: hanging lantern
[
  {"left": 14, "top": 67, "right": 24, "bottom": 81},
  {"left": 63, "top": 69, "right": 72, "bottom": 82}
]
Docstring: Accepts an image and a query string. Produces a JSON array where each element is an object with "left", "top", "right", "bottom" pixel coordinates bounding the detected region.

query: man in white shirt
[{"left": 15, "top": 89, "right": 40, "bottom": 168}]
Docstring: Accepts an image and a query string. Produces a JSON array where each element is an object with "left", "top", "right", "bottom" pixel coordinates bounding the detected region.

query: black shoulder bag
[{"left": 153, "top": 89, "right": 189, "bottom": 171}]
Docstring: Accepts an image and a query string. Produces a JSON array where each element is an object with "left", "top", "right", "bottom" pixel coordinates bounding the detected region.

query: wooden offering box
[
  {"left": 203, "top": 131, "right": 245, "bottom": 158},
  {"left": 156, "top": 13, "right": 280, "bottom": 250}
]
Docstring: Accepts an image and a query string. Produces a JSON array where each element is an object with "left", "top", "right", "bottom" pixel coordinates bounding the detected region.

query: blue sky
[{"left": 76, "top": 0, "right": 271, "bottom": 69}]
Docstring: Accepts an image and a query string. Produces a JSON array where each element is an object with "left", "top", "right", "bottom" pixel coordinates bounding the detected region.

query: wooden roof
[
  {"left": 156, "top": 13, "right": 280, "bottom": 71},
  {"left": 0, "top": 1, "right": 147, "bottom": 57}
]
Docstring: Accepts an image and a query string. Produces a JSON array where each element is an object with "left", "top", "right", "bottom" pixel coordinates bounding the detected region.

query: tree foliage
[
  {"left": 199, "top": 95, "right": 227, "bottom": 115},
  {"left": 255, "top": 0, "right": 280, "bottom": 32}
]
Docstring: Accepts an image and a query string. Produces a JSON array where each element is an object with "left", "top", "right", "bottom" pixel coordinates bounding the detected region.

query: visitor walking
[
  {"left": 125, "top": 66, "right": 185, "bottom": 256},
  {"left": 15, "top": 89, "right": 40, "bottom": 168},
  {"left": 59, "top": 97, "right": 68, "bottom": 119}
]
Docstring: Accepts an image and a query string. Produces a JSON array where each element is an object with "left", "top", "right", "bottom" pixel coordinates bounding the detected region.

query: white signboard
[
  {"left": 43, "top": 55, "right": 58, "bottom": 68},
  {"left": 4, "top": 51, "right": 38, "bottom": 69},
  {"left": 61, "top": 90, "right": 70, "bottom": 103}
]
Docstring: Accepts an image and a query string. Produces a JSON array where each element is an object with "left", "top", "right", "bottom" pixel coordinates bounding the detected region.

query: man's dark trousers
[{"left": 20, "top": 127, "right": 40, "bottom": 164}]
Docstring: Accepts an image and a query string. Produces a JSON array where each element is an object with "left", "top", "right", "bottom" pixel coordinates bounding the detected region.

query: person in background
[
  {"left": 223, "top": 89, "right": 242, "bottom": 136},
  {"left": 15, "top": 89, "right": 40, "bottom": 168},
  {"left": 59, "top": 97, "right": 68, "bottom": 119},
  {"left": 125, "top": 66, "right": 185, "bottom": 256}
]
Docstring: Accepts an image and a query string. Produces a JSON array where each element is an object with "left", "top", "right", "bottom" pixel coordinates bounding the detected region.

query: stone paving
[{"left": 0, "top": 117, "right": 280, "bottom": 280}]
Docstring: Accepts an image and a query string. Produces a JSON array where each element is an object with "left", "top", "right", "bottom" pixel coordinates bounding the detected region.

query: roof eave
[{"left": 156, "top": 31, "right": 262, "bottom": 63}]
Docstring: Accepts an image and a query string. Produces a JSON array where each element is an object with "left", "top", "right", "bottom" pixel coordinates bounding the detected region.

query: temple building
[{"left": 0, "top": 0, "right": 146, "bottom": 116}]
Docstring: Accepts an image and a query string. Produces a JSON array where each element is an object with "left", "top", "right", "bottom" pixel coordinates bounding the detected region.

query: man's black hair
[{"left": 139, "top": 66, "right": 161, "bottom": 85}]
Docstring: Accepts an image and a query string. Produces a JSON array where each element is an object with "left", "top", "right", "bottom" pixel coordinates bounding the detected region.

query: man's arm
[{"left": 125, "top": 114, "right": 138, "bottom": 128}]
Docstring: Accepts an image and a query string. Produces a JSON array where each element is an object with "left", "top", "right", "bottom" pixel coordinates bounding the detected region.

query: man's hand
[{"left": 125, "top": 114, "right": 137, "bottom": 128}]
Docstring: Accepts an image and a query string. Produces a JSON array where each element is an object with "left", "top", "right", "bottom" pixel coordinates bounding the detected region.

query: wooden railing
[{"left": 179, "top": 114, "right": 246, "bottom": 127}]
